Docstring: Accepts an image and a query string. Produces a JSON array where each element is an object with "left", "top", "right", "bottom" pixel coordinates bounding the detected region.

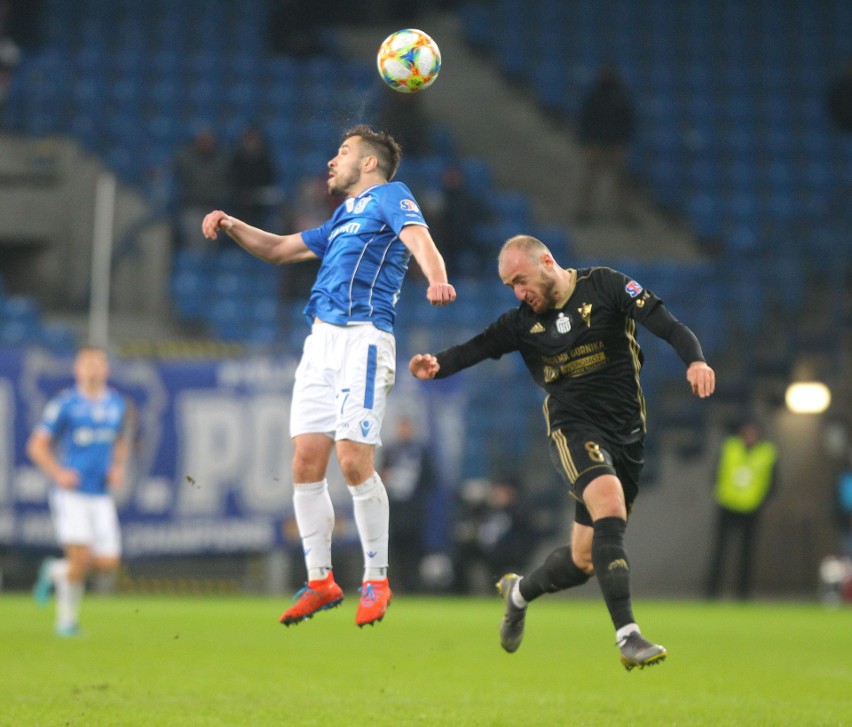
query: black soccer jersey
[{"left": 434, "top": 267, "right": 705, "bottom": 444}]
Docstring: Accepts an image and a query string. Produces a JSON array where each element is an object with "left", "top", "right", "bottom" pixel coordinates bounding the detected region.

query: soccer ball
[{"left": 377, "top": 29, "right": 441, "bottom": 93}]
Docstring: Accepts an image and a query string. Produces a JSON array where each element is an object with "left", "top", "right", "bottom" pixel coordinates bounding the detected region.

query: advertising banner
[{"left": 0, "top": 349, "right": 464, "bottom": 557}]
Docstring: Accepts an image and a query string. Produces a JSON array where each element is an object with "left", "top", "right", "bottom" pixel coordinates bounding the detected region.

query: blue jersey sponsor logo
[
  {"left": 329, "top": 221, "right": 362, "bottom": 242},
  {"left": 400, "top": 199, "right": 419, "bottom": 212}
]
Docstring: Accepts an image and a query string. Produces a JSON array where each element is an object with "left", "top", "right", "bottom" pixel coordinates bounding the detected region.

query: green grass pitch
[{"left": 1, "top": 593, "right": 850, "bottom": 726}]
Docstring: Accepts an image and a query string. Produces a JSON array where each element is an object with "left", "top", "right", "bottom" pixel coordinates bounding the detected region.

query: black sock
[
  {"left": 591, "top": 517, "right": 635, "bottom": 630},
  {"left": 519, "top": 545, "right": 591, "bottom": 602}
]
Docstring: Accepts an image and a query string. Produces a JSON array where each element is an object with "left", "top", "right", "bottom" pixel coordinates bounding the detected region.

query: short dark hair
[{"left": 341, "top": 124, "right": 402, "bottom": 181}]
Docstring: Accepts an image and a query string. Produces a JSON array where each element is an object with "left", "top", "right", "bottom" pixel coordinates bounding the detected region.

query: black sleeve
[
  {"left": 434, "top": 313, "right": 519, "bottom": 379},
  {"left": 434, "top": 332, "right": 502, "bottom": 379},
  {"left": 639, "top": 302, "right": 706, "bottom": 366}
]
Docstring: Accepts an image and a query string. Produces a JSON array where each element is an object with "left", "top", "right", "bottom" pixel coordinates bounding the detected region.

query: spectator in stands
[
  {"left": 281, "top": 173, "right": 339, "bottom": 302},
  {"left": 378, "top": 414, "right": 437, "bottom": 593},
  {"left": 705, "top": 418, "right": 779, "bottom": 600},
  {"left": 827, "top": 57, "right": 852, "bottom": 134},
  {"left": 266, "top": 0, "right": 326, "bottom": 57},
  {"left": 0, "top": 0, "right": 21, "bottom": 127},
  {"left": 575, "top": 65, "right": 637, "bottom": 225},
  {"left": 451, "top": 474, "right": 536, "bottom": 594},
  {"left": 835, "top": 456, "right": 852, "bottom": 559},
  {"left": 230, "top": 125, "right": 277, "bottom": 230},
  {"left": 431, "top": 164, "right": 490, "bottom": 277},
  {"left": 174, "top": 127, "right": 231, "bottom": 249}
]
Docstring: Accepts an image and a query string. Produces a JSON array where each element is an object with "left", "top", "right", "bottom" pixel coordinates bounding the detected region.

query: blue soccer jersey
[
  {"left": 300, "top": 181, "right": 428, "bottom": 332},
  {"left": 36, "top": 387, "right": 127, "bottom": 495}
]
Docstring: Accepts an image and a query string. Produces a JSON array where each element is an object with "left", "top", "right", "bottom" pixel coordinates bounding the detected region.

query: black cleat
[
  {"left": 496, "top": 573, "right": 526, "bottom": 653},
  {"left": 619, "top": 632, "right": 667, "bottom": 671}
]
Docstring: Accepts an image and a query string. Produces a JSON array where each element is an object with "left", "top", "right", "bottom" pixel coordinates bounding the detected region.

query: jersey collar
[{"left": 554, "top": 269, "right": 577, "bottom": 309}]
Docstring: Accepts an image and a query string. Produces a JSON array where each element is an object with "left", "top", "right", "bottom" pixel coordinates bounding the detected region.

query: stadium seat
[
  {"left": 38, "top": 324, "right": 79, "bottom": 354},
  {"left": 1, "top": 295, "right": 40, "bottom": 325},
  {"left": 459, "top": 158, "right": 493, "bottom": 198},
  {"left": 489, "top": 191, "right": 532, "bottom": 226}
]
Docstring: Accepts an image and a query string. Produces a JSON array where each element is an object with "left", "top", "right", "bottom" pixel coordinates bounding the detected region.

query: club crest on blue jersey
[
  {"left": 345, "top": 197, "right": 371, "bottom": 214},
  {"left": 625, "top": 280, "right": 643, "bottom": 298},
  {"left": 399, "top": 199, "right": 419, "bottom": 212}
]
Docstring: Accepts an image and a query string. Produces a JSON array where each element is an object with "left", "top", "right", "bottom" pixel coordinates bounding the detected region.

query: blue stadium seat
[
  {"left": 251, "top": 299, "right": 280, "bottom": 327},
  {"left": 687, "top": 193, "right": 722, "bottom": 239},
  {"left": 0, "top": 320, "right": 42, "bottom": 347},
  {"left": 38, "top": 324, "right": 79, "bottom": 354},
  {"left": 2, "top": 295, "right": 39, "bottom": 325},
  {"left": 489, "top": 191, "right": 532, "bottom": 226},
  {"left": 459, "top": 158, "right": 493, "bottom": 198}
]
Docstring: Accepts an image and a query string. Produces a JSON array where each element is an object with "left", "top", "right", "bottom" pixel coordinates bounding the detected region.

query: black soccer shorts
[{"left": 547, "top": 423, "right": 644, "bottom": 527}]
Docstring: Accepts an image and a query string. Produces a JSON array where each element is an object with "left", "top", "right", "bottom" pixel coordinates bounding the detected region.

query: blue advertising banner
[{"left": 0, "top": 349, "right": 464, "bottom": 557}]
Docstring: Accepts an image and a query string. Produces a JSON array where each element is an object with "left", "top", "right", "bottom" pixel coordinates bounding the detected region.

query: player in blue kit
[
  {"left": 202, "top": 125, "right": 456, "bottom": 627},
  {"left": 28, "top": 346, "right": 129, "bottom": 636}
]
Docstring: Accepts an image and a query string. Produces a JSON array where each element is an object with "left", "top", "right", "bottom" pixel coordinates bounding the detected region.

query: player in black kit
[{"left": 409, "top": 234, "right": 715, "bottom": 670}]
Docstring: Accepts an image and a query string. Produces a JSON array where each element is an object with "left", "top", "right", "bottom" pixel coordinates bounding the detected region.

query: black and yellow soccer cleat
[
  {"left": 496, "top": 573, "right": 526, "bottom": 653},
  {"left": 619, "top": 632, "right": 667, "bottom": 671}
]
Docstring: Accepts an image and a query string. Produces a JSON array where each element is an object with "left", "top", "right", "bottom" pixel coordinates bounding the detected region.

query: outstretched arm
[
  {"left": 399, "top": 224, "right": 456, "bottom": 306},
  {"left": 201, "top": 210, "right": 317, "bottom": 265}
]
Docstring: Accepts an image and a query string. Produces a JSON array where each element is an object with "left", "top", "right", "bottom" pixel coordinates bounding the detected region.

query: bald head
[
  {"left": 498, "top": 235, "right": 552, "bottom": 265},
  {"left": 498, "top": 234, "right": 572, "bottom": 314}
]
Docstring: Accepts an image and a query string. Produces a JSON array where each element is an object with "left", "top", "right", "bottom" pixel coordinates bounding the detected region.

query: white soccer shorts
[
  {"left": 49, "top": 489, "right": 122, "bottom": 557},
  {"left": 290, "top": 321, "right": 396, "bottom": 445}
]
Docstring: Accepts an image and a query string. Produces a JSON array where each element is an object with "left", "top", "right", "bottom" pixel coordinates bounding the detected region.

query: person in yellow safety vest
[{"left": 705, "top": 419, "right": 778, "bottom": 599}]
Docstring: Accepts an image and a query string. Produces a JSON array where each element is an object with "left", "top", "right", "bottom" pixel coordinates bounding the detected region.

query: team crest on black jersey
[
  {"left": 578, "top": 303, "right": 593, "bottom": 327},
  {"left": 556, "top": 313, "right": 572, "bottom": 334}
]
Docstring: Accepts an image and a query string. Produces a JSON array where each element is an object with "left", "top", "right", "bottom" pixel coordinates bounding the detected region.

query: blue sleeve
[
  {"left": 380, "top": 182, "right": 428, "bottom": 235},
  {"left": 301, "top": 219, "right": 334, "bottom": 259},
  {"left": 38, "top": 393, "right": 69, "bottom": 437}
]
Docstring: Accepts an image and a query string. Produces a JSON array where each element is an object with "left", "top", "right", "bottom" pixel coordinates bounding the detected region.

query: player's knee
[
  {"left": 571, "top": 546, "right": 595, "bottom": 575},
  {"left": 335, "top": 444, "right": 375, "bottom": 486},
  {"left": 292, "top": 450, "right": 326, "bottom": 482},
  {"left": 93, "top": 556, "right": 120, "bottom": 573},
  {"left": 338, "top": 459, "right": 372, "bottom": 485},
  {"left": 545, "top": 546, "right": 592, "bottom": 589}
]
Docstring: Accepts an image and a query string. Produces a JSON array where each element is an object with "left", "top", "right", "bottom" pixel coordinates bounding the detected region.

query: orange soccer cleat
[
  {"left": 355, "top": 578, "right": 393, "bottom": 627},
  {"left": 279, "top": 573, "right": 344, "bottom": 626}
]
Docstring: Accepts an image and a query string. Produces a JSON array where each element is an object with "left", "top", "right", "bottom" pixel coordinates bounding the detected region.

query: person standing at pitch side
[
  {"left": 409, "top": 235, "right": 715, "bottom": 669},
  {"left": 202, "top": 125, "right": 455, "bottom": 628}
]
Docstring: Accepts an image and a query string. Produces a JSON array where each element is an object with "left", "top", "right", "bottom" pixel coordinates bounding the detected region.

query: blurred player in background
[
  {"left": 28, "top": 346, "right": 129, "bottom": 636},
  {"left": 409, "top": 235, "right": 715, "bottom": 670},
  {"left": 202, "top": 125, "right": 455, "bottom": 627}
]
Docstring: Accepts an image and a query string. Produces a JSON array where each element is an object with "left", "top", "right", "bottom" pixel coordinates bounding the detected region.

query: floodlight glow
[{"left": 785, "top": 381, "right": 831, "bottom": 414}]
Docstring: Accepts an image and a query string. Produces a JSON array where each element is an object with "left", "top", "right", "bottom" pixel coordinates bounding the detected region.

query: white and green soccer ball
[{"left": 377, "top": 28, "right": 441, "bottom": 93}]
